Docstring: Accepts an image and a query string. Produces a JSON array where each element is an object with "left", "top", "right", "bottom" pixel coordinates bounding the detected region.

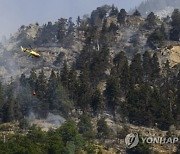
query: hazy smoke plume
[{"left": 27, "top": 112, "right": 66, "bottom": 131}]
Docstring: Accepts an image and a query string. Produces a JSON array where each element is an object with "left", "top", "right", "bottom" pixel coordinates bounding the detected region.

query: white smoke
[
  {"left": 27, "top": 112, "right": 66, "bottom": 131},
  {"left": 47, "top": 113, "right": 66, "bottom": 126},
  {"left": 0, "top": 41, "right": 22, "bottom": 83},
  {"left": 28, "top": 112, "right": 37, "bottom": 121}
]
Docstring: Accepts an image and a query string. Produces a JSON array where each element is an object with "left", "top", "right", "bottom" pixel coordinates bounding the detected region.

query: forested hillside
[{"left": 0, "top": 4, "right": 180, "bottom": 153}]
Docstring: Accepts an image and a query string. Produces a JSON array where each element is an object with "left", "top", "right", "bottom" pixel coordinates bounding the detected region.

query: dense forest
[
  {"left": 0, "top": 48, "right": 179, "bottom": 130},
  {"left": 0, "top": 4, "right": 180, "bottom": 154}
]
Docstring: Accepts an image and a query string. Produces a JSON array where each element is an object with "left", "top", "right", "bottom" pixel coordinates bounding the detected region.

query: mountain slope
[{"left": 0, "top": 5, "right": 179, "bottom": 153}]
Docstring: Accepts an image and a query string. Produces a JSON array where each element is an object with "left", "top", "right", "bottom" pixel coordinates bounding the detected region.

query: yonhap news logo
[
  {"left": 125, "top": 133, "right": 139, "bottom": 148},
  {"left": 125, "top": 133, "right": 179, "bottom": 148}
]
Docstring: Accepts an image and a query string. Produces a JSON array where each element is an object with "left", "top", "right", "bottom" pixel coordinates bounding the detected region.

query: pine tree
[
  {"left": 147, "top": 25, "right": 166, "bottom": 48},
  {"left": 120, "top": 59, "right": 130, "bottom": 94},
  {"left": 113, "top": 51, "right": 127, "bottom": 75},
  {"left": 58, "top": 120, "right": 79, "bottom": 143},
  {"left": 54, "top": 82, "right": 73, "bottom": 118},
  {"left": 47, "top": 71, "right": 73, "bottom": 117},
  {"left": 90, "top": 45, "right": 110, "bottom": 84},
  {"left": 164, "top": 60, "right": 171, "bottom": 81},
  {"left": 90, "top": 6, "right": 109, "bottom": 27},
  {"left": 61, "top": 60, "right": 69, "bottom": 88},
  {"left": 146, "top": 12, "right": 156, "bottom": 24},
  {"left": 3, "top": 101, "right": 14, "bottom": 122},
  {"left": 101, "top": 18, "right": 107, "bottom": 33},
  {"left": 67, "top": 17, "right": 74, "bottom": 34},
  {"left": 117, "top": 9, "right": 127, "bottom": 24},
  {"left": 68, "top": 65, "right": 79, "bottom": 101},
  {"left": 126, "top": 83, "right": 159, "bottom": 127},
  {"left": 113, "top": 51, "right": 130, "bottom": 94},
  {"left": 76, "top": 35, "right": 93, "bottom": 70},
  {"left": 3, "top": 79, "right": 16, "bottom": 122},
  {"left": 47, "top": 70, "right": 57, "bottom": 110},
  {"left": 143, "top": 51, "right": 152, "bottom": 82},
  {"left": 78, "top": 114, "right": 94, "bottom": 139},
  {"left": 130, "top": 53, "right": 143, "bottom": 84},
  {"left": 156, "top": 98, "right": 174, "bottom": 130},
  {"left": 151, "top": 53, "right": 160, "bottom": 84},
  {"left": 36, "top": 69, "right": 48, "bottom": 117},
  {"left": 109, "top": 4, "right": 119, "bottom": 16},
  {"left": 91, "top": 88, "right": 104, "bottom": 113},
  {"left": 170, "top": 9, "right": 180, "bottom": 41},
  {"left": 36, "top": 69, "right": 47, "bottom": 100},
  {"left": 13, "top": 98, "right": 22, "bottom": 121},
  {"left": 145, "top": 12, "right": 156, "bottom": 29},
  {"left": 57, "top": 18, "right": 67, "bottom": 43},
  {"left": 105, "top": 75, "right": 121, "bottom": 112},
  {"left": 150, "top": 87, "right": 174, "bottom": 130},
  {"left": 100, "top": 18, "right": 109, "bottom": 46},
  {"left": 97, "top": 118, "right": 110, "bottom": 139},
  {"left": 133, "top": 10, "right": 141, "bottom": 16},
  {"left": 108, "top": 22, "right": 118, "bottom": 34},
  {"left": 76, "top": 16, "right": 81, "bottom": 27},
  {"left": 77, "top": 65, "right": 92, "bottom": 111}
]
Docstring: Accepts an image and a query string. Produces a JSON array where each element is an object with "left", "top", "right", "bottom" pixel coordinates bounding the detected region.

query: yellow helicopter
[{"left": 21, "top": 46, "right": 40, "bottom": 58}]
